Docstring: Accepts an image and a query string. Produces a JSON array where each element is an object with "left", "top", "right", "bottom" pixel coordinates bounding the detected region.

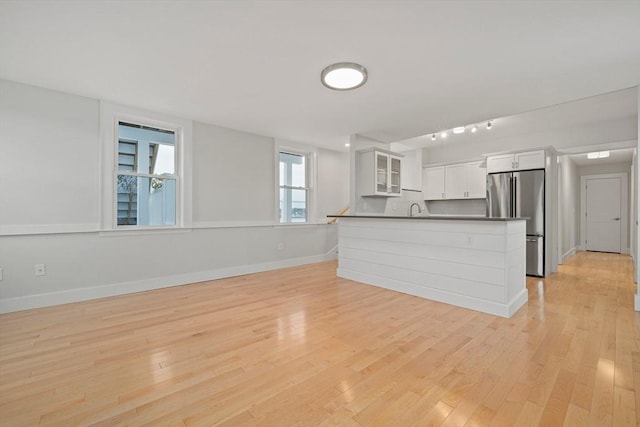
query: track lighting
[{"left": 429, "top": 120, "right": 494, "bottom": 141}]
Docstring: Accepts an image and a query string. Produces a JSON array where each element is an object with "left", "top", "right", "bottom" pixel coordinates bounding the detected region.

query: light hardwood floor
[{"left": 0, "top": 251, "right": 638, "bottom": 426}]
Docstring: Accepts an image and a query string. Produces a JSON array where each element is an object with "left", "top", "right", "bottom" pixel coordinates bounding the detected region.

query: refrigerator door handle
[{"left": 512, "top": 176, "right": 518, "bottom": 218}]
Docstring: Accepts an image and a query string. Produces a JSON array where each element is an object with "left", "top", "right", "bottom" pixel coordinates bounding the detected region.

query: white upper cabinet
[
  {"left": 445, "top": 164, "right": 467, "bottom": 198},
  {"left": 486, "top": 150, "right": 545, "bottom": 173},
  {"left": 485, "top": 154, "right": 514, "bottom": 173},
  {"left": 424, "top": 161, "right": 486, "bottom": 200},
  {"left": 515, "top": 150, "right": 546, "bottom": 170},
  {"left": 465, "top": 161, "right": 487, "bottom": 198},
  {"left": 423, "top": 166, "right": 445, "bottom": 200},
  {"left": 359, "top": 149, "right": 403, "bottom": 197}
]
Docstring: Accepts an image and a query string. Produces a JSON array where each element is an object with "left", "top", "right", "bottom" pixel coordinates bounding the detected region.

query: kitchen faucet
[{"left": 408, "top": 202, "right": 422, "bottom": 217}]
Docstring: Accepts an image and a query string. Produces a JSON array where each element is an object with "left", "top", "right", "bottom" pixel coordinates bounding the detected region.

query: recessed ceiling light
[
  {"left": 431, "top": 134, "right": 436, "bottom": 141},
  {"left": 487, "top": 121, "right": 492, "bottom": 130},
  {"left": 344, "top": 143, "right": 350, "bottom": 147},
  {"left": 321, "top": 62, "right": 368, "bottom": 90},
  {"left": 587, "top": 151, "right": 610, "bottom": 159},
  {"left": 453, "top": 126, "right": 465, "bottom": 134},
  {"left": 441, "top": 131, "right": 448, "bottom": 138},
  {"left": 471, "top": 125, "right": 478, "bottom": 133}
]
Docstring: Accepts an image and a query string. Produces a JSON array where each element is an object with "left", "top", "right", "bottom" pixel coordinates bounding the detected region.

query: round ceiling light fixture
[{"left": 321, "top": 62, "right": 368, "bottom": 90}]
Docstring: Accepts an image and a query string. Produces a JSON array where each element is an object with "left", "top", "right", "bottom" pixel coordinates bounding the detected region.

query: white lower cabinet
[{"left": 424, "top": 161, "right": 486, "bottom": 200}]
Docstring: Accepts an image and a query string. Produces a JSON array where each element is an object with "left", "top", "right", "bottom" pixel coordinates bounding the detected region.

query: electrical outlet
[
  {"left": 35, "top": 264, "right": 46, "bottom": 276},
  {"left": 277, "top": 242, "right": 284, "bottom": 250}
]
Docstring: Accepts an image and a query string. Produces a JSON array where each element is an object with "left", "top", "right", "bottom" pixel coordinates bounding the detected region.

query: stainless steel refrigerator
[{"left": 486, "top": 169, "right": 545, "bottom": 276}]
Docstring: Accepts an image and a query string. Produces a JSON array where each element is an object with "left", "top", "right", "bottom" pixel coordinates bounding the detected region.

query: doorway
[{"left": 581, "top": 173, "right": 628, "bottom": 253}]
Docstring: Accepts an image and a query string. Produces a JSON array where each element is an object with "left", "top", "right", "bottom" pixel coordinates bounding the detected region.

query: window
[
  {"left": 116, "top": 121, "right": 177, "bottom": 227},
  {"left": 100, "top": 101, "right": 192, "bottom": 231},
  {"left": 279, "top": 151, "right": 308, "bottom": 223}
]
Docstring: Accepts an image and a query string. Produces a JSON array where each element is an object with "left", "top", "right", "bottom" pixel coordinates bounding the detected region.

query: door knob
[{"left": 613, "top": 217, "right": 620, "bottom": 221}]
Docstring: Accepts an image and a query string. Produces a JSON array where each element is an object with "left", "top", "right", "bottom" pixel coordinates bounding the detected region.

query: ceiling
[
  {"left": 1, "top": 1, "right": 639, "bottom": 151},
  {"left": 393, "top": 86, "right": 638, "bottom": 150}
]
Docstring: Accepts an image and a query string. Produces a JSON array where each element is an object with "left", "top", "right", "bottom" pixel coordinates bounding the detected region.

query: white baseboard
[
  {"left": 337, "top": 268, "right": 527, "bottom": 318},
  {"left": 562, "top": 247, "right": 577, "bottom": 262},
  {"left": 0, "top": 248, "right": 338, "bottom": 314}
]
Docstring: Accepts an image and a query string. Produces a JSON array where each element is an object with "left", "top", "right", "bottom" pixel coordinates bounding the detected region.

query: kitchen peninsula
[{"left": 328, "top": 215, "right": 527, "bottom": 318}]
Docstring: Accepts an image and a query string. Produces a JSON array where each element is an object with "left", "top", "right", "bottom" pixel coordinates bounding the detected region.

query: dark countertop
[{"left": 327, "top": 215, "right": 527, "bottom": 221}]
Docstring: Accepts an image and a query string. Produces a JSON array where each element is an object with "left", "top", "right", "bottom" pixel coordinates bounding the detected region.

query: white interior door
[{"left": 585, "top": 176, "right": 622, "bottom": 253}]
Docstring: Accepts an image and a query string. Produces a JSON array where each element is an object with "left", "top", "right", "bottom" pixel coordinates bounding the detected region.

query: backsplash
[
  {"left": 357, "top": 189, "right": 427, "bottom": 216},
  {"left": 427, "top": 199, "right": 486, "bottom": 216},
  {"left": 383, "top": 189, "right": 426, "bottom": 216},
  {"left": 357, "top": 191, "right": 485, "bottom": 217}
]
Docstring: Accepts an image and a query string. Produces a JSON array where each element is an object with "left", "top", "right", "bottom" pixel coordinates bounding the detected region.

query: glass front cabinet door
[{"left": 359, "top": 149, "right": 403, "bottom": 197}]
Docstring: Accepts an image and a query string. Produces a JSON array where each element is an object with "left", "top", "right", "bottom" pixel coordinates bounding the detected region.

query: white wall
[
  {"left": 635, "top": 86, "right": 639, "bottom": 310},
  {"left": 558, "top": 156, "right": 580, "bottom": 261},
  {"left": 0, "top": 79, "right": 346, "bottom": 313},
  {"left": 0, "top": 80, "right": 100, "bottom": 233},
  {"left": 317, "top": 148, "right": 350, "bottom": 219},
  {"left": 192, "top": 122, "right": 275, "bottom": 224},
  {"left": 393, "top": 147, "right": 422, "bottom": 191}
]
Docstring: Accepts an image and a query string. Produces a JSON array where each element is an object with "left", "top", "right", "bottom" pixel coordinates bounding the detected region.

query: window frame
[
  {"left": 275, "top": 140, "right": 316, "bottom": 224},
  {"left": 100, "top": 102, "right": 192, "bottom": 231},
  {"left": 115, "top": 122, "right": 178, "bottom": 227}
]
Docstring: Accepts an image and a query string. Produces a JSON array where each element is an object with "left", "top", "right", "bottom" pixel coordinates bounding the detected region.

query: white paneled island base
[{"left": 334, "top": 216, "right": 527, "bottom": 318}]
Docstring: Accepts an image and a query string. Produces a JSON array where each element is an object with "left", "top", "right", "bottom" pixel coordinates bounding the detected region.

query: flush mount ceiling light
[
  {"left": 321, "top": 62, "right": 368, "bottom": 90},
  {"left": 452, "top": 126, "right": 466, "bottom": 134}
]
